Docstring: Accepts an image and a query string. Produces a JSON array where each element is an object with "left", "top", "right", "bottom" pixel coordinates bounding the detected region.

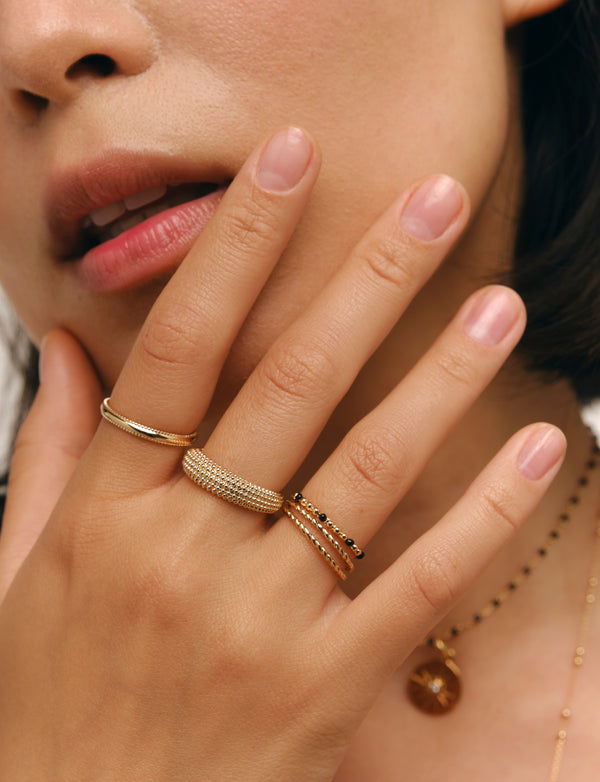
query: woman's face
[{"left": 0, "top": 0, "right": 511, "bottom": 390}]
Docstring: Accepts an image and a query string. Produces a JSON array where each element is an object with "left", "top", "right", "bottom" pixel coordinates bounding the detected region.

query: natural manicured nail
[
  {"left": 400, "top": 175, "right": 463, "bottom": 240},
  {"left": 463, "top": 287, "right": 521, "bottom": 346},
  {"left": 256, "top": 128, "right": 312, "bottom": 192},
  {"left": 518, "top": 426, "right": 566, "bottom": 481}
]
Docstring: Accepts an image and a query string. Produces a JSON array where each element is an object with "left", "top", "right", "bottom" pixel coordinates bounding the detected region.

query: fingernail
[
  {"left": 400, "top": 175, "right": 463, "bottom": 240},
  {"left": 463, "top": 288, "right": 521, "bottom": 346},
  {"left": 256, "top": 128, "right": 312, "bottom": 192},
  {"left": 518, "top": 426, "right": 565, "bottom": 481}
]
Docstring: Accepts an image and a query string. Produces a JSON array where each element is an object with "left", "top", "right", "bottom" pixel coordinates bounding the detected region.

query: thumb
[{"left": 0, "top": 329, "right": 102, "bottom": 600}]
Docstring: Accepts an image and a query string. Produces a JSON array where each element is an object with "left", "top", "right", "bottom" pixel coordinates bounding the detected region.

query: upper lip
[{"left": 45, "top": 149, "right": 231, "bottom": 259}]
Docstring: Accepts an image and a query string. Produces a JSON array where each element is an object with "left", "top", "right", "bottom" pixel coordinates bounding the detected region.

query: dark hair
[
  {"left": 512, "top": 0, "right": 600, "bottom": 401},
  {"left": 2, "top": 0, "right": 600, "bottom": 457}
]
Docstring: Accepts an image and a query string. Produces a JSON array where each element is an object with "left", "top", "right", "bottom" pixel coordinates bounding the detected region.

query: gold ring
[
  {"left": 100, "top": 398, "right": 197, "bottom": 447},
  {"left": 283, "top": 493, "right": 365, "bottom": 580},
  {"left": 182, "top": 448, "right": 284, "bottom": 514}
]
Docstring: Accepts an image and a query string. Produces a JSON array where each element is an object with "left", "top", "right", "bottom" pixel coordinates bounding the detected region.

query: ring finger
[{"left": 267, "top": 283, "right": 527, "bottom": 587}]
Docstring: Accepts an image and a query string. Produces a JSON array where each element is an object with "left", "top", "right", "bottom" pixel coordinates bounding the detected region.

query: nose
[{"left": 0, "top": 0, "right": 156, "bottom": 117}]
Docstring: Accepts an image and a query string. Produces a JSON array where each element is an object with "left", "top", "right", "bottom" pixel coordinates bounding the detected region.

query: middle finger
[{"left": 202, "top": 175, "right": 467, "bottom": 487}]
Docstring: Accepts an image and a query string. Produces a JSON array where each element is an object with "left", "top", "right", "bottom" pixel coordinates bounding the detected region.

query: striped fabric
[{"left": 0, "top": 474, "right": 6, "bottom": 531}]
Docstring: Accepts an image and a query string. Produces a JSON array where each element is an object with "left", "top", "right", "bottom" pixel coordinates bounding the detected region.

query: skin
[
  {"left": 0, "top": 0, "right": 533, "bottom": 380},
  {"left": 0, "top": 0, "right": 597, "bottom": 779}
]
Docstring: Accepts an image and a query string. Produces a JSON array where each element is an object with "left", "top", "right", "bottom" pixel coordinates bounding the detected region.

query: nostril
[
  {"left": 66, "top": 54, "right": 116, "bottom": 80},
  {"left": 9, "top": 54, "right": 117, "bottom": 121},
  {"left": 15, "top": 90, "right": 49, "bottom": 118}
]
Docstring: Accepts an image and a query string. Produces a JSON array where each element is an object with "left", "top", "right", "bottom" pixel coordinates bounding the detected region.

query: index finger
[{"left": 94, "top": 128, "right": 320, "bottom": 488}]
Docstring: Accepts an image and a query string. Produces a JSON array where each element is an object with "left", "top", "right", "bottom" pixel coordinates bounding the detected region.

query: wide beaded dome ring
[{"left": 182, "top": 448, "right": 284, "bottom": 514}]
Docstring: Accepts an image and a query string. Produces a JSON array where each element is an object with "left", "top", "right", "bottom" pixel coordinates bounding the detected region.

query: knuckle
[
  {"left": 10, "top": 429, "right": 37, "bottom": 467},
  {"left": 124, "top": 547, "right": 196, "bottom": 629},
  {"left": 222, "top": 193, "right": 279, "bottom": 251},
  {"left": 338, "top": 432, "right": 405, "bottom": 493},
  {"left": 54, "top": 494, "right": 132, "bottom": 570},
  {"left": 433, "top": 347, "right": 477, "bottom": 389},
  {"left": 206, "top": 594, "right": 278, "bottom": 684},
  {"left": 139, "top": 306, "right": 203, "bottom": 372},
  {"left": 213, "top": 618, "right": 263, "bottom": 679},
  {"left": 257, "top": 341, "right": 335, "bottom": 407},
  {"left": 363, "top": 237, "right": 414, "bottom": 291},
  {"left": 479, "top": 484, "right": 520, "bottom": 534},
  {"left": 13, "top": 427, "right": 86, "bottom": 465},
  {"left": 11, "top": 420, "right": 33, "bottom": 455},
  {"left": 53, "top": 516, "right": 88, "bottom": 569},
  {"left": 408, "top": 546, "right": 460, "bottom": 613}
]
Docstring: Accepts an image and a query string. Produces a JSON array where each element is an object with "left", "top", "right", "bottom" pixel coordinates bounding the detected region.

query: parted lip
[{"left": 45, "top": 149, "right": 232, "bottom": 259}]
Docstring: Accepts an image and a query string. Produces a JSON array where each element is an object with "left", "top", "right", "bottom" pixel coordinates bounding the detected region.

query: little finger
[{"left": 333, "top": 424, "right": 566, "bottom": 687}]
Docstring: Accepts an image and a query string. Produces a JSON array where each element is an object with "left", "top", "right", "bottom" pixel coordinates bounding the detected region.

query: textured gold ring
[
  {"left": 182, "top": 448, "right": 284, "bottom": 514},
  {"left": 283, "top": 503, "right": 350, "bottom": 581},
  {"left": 283, "top": 493, "right": 365, "bottom": 581},
  {"left": 100, "top": 398, "right": 197, "bottom": 447}
]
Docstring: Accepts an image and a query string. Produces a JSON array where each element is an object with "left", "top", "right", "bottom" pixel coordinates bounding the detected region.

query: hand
[{"left": 0, "top": 128, "right": 565, "bottom": 781}]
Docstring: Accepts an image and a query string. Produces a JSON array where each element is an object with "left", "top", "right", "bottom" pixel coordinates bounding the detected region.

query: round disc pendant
[{"left": 407, "top": 659, "right": 461, "bottom": 715}]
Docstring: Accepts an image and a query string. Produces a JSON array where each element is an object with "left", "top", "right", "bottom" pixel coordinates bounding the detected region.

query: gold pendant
[{"left": 407, "top": 639, "right": 461, "bottom": 715}]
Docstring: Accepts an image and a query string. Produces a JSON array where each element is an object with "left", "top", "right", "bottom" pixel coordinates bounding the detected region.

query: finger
[
  {"left": 202, "top": 175, "right": 468, "bottom": 488},
  {"left": 100, "top": 127, "right": 320, "bottom": 488},
  {"left": 0, "top": 330, "right": 102, "bottom": 600},
  {"left": 263, "top": 285, "right": 526, "bottom": 589},
  {"left": 301, "top": 285, "right": 527, "bottom": 546},
  {"left": 334, "top": 424, "right": 566, "bottom": 689}
]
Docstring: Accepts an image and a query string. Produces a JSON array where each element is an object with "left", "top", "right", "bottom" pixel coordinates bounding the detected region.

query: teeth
[
  {"left": 89, "top": 200, "right": 127, "bottom": 227},
  {"left": 143, "top": 198, "right": 174, "bottom": 221},
  {"left": 88, "top": 186, "right": 168, "bottom": 228},
  {"left": 123, "top": 185, "right": 167, "bottom": 211},
  {"left": 114, "top": 213, "right": 145, "bottom": 234},
  {"left": 103, "top": 211, "right": 149, "bottom": 239},
  {"left": 83, "top": 183, "right": 221, "bottom": 243},
  {"left": 101, "top": 198, "right": 179, "bottom": 240}
]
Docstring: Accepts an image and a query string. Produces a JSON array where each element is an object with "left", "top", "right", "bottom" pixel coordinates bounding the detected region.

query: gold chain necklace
[
  {"left": 548, "top": 511, "right": 600, "bottom": 780},
  {"left": 407, "top": 436, "right": 599, "bottom": 716}
]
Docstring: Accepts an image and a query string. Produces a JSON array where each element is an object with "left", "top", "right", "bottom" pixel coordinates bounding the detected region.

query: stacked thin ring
[
  {"left": 100, "top": 398, "right": 197, "bottom": 447},
  {"left": 283, "top": 493, "right": 365, "bottom": 581},
  {"left": 182, "top": 448, "right": 284, "bottom": 514}
]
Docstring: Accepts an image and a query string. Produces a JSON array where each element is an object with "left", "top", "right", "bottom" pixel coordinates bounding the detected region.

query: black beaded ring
[
  {"left": 291, "top": 493, "right": 366, "bottom": 560},
  {"left": 282, "top": 502, "right": 351, "bottom": 581},
  {"left": 282, "top": 493, "right": 366, "bottom": 581}
]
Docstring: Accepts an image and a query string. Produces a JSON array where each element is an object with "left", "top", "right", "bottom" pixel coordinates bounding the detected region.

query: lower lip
[{"left": 70, "top": 187, "right": 227, "bottom": 293}]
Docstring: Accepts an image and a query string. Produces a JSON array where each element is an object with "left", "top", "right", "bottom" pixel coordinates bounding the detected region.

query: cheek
[
  {"left": 204, "top": 1, "right": 510, "bottom": 377},
  {"left": 0, "top": 150, "right": 49, "bottom": 341},
  {"left": 164, "top": 0, "right": 508, "bottom": 217},
  {"left": 0, "top": 0, "right": 511, "bottom": 385}
]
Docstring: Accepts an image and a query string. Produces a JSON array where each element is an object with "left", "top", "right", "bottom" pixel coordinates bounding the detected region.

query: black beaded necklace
[{"left": 406, "top": 436, "right": 599, "bottom": 715}]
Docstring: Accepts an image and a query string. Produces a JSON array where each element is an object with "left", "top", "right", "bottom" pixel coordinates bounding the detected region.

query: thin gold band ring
[
  {"left": 283, "top": 493, "right": 365, "bottom": 580},
  {"left": 100, "top": 398, "right": 197, "bottom": 447}
]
